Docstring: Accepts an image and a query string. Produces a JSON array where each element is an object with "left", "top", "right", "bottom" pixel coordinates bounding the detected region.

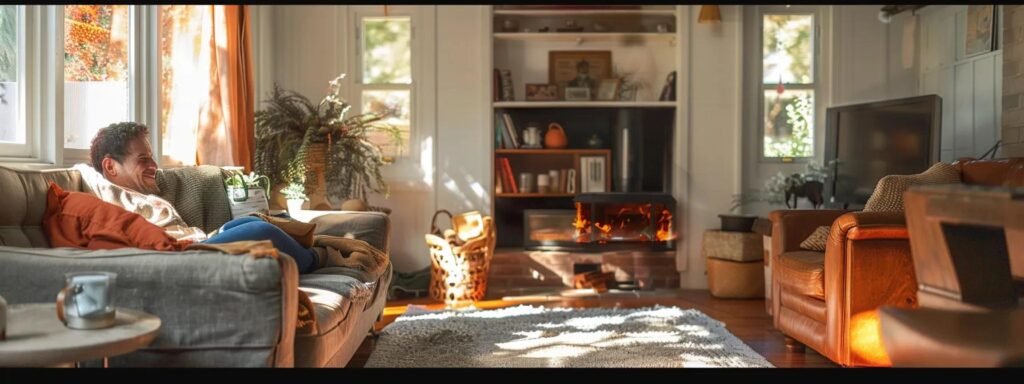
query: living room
[{"left": 0, "top": 4, "right": 1021, "bottom": 370}]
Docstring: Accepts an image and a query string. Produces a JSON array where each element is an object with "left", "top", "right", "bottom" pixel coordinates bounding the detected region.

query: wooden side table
[{"left": 0, "top": 303, "right": 161, "bottom": 367}]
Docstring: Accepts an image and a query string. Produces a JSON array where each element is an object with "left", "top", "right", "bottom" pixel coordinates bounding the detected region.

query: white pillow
[{"left": 73, "top": 163, "right": 189, "bottom": 229}]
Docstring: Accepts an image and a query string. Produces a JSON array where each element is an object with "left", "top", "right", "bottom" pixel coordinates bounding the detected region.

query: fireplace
[{"left": 524, "top": 193, "right": 676, "bottom": 251}]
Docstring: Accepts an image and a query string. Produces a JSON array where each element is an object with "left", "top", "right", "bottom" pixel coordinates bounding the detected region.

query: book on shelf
[
  {"left": 494, "top": 162, "right": 505, "bottom": 193},
  {"left": 559, "top": 168, "right": 569, "bottom": 194},
  {"left": 499, "top": 157, "right": 518, "bottom": 194},
  {"left": 502, "top": 112, "right": 520, "bottom": 149},
  {"left": 566, "top": 169, "right": 576, "bottom": 194},
  {"left": 495, "top": 115, "right": 508, "bottom": 149},
  {"left": 580, "top": 156, "right": 607, "bottom": 193}
]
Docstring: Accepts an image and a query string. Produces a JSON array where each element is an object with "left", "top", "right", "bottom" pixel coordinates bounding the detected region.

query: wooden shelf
[
  {"left": 493, "top": 101, "right": 676, "bottom": 109},
  {"left": 493, "top": 32, "right": 675, "bottom": 43},
  {"left": 496, "top": 149, "right": 611, "bottom": 155},
  {"left": 493, "top": 9, "right": 676, "bottom": 16},
  {"left": 496, "top": 193, "right": 576, "bottom": 198}
]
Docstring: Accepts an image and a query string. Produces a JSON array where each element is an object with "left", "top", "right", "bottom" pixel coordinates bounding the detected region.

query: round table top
[{"left": 0, "top": 303, "right": 161, "bottom": 367}]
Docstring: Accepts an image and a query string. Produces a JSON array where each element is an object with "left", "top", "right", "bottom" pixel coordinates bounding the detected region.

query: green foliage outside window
[
  {"left": 764, "top": 92, "right": 813, "bottom": 158},
  {"left": 0, "top": 6, "right": 16, "bottom": 83}
]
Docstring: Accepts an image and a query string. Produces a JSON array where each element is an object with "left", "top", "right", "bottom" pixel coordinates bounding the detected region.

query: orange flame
[
  {"left": 572, "top": 202, "right": 590, "bottom": 243},
  {"left": 656, "top": 208, "right": 676, "bottom": 241}
]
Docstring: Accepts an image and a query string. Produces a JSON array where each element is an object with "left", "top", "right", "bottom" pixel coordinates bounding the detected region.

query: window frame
[
  {"left": 756, "top": 6, "right": 820, "bottom": 163},
  {"left": 347, "top": 5, "right": 435, "bottom": 186},
  {"left": 0, "top": 5, "right": 33, "bottom": 159},
  {"left": 59, "top": 5, "right": 143, "bottom": 165}
]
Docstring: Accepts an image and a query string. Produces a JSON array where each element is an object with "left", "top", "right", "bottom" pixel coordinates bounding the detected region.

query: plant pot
[
  {"left": 287, "top": 199, "right": 305, "bottom": 215},
  {"left": 719, "top": 214, "right": 757, "bottom": 232}
]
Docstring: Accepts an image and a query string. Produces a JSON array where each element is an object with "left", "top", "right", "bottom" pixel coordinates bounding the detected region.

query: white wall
[
  {"left": 680, "top": 5, "right": 743, "bottom": 288},
  {"left": 264, "top": 5, "right": 490, "bottom": 274},
  {"left": 917, "top": 5, "right": 1003, "bottom": 161}
]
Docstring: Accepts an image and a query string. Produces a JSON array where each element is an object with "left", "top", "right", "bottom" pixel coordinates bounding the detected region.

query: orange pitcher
[{"left": 545, "top": 123, "right": 568, "bottom": 149}]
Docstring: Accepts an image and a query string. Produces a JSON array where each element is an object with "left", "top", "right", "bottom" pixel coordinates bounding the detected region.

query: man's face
[{"left": 102, "top": 136, "right": 159, "bottom": 194}]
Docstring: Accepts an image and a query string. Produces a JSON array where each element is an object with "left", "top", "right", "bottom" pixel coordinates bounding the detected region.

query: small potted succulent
[{"left": 281, "top": 182, "right": 308, "bottom": 215}]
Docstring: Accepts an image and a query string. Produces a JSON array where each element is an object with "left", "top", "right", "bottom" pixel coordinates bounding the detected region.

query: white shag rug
[{"left": 365, "top": 305, "right": 774, "bottom": 368}]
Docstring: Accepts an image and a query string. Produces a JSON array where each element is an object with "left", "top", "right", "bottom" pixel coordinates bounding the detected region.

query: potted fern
[
  {"left": 281, "top": 182, "right": 308, "bottom": 215},
  {"left": 254, "top": 74, "right": 401, "bottom": 210}
]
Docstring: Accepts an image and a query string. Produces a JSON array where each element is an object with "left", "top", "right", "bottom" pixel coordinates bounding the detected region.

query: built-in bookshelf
[{"left": 489, "top": 5, "right": 681, "bottom": 248}]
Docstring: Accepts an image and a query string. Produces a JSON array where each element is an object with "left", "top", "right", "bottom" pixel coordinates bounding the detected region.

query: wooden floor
[{"left": 346, "top": 288, "right": 837, "bottom": 368}]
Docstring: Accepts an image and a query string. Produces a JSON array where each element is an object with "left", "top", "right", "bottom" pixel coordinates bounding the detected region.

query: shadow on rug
[{"left": 365, "top": 305, "right": 774, "bottom": 368}]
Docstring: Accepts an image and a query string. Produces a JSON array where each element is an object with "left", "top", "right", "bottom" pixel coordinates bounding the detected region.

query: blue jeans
[{"left": 202, "top": 216, "right": 316, "bottom": 273}]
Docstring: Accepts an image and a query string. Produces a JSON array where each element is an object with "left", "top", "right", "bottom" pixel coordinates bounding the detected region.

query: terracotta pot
[{"left": 545, "top": 123, "right": 568, "bottom": 149}]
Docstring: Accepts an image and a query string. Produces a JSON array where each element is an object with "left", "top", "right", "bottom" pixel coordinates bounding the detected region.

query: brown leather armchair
[{"left": 768, "top": 157, "right": 1024, "bottom": 367}]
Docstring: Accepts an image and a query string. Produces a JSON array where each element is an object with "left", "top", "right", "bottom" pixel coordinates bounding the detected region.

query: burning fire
[
  {"left": 572, "top": 202, "right": 591, "bottom": 243},
  {"left": 656, "top": 208, "right": 676, "bottom": 241}
]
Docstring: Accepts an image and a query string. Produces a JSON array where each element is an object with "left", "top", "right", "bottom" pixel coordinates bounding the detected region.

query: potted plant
[
  {"left": 728, "top": 161, "right": 834, "bottom": 232},
  {"left": 254, "top": 74, "right": 401, "bottom": 210},
  {"left": 281, "top": 182, "right": 307, "bottom": 215}
]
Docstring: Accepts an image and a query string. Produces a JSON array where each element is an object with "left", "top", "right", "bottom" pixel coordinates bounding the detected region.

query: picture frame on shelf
[
  {"left": 525, "top": 83, "right": 560, "bottom": 101},
  {"left": 564, "top": 86, "right": 591, "bottom": 101},
  {"left": 596, "top": 78, "right": 621, "bottom": 101},
  {"left": 549, "top": 50, "right": 611, "bottom": 98}
]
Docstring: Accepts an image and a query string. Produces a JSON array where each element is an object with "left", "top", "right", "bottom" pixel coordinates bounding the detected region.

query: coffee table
[{"left": 0, "top": 303, "right": 161, "bottom": 367}]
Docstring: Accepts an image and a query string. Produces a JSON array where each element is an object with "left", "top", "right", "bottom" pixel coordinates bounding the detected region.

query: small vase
[{"left": 287, "top": 199, "right": 305, "bottom": 215}]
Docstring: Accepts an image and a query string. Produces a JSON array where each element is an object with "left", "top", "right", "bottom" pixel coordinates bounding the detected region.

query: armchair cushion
[
  {"left": 776, "top": 250, "right": 826, "bottom": 299},
  {"left": 799, "top": 226, "right": 830, "bottom": 252},
  {"left": 863, "top": 162, "right": 960, "bottom": 212}
]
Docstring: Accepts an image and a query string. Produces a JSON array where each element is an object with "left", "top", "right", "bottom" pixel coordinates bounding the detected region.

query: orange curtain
[{"left": 195, "top": 5, "right": 254, "bottom": 171}]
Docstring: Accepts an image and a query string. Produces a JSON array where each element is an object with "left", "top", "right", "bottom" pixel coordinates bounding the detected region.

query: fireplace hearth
[{"left": 524, "top": 193, "right": 676, "bottom": 251}]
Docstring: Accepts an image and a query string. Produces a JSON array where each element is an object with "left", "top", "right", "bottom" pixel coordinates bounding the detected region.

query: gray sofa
[{"left": 0, "top": 165, "right": 391, "bottom": 367}]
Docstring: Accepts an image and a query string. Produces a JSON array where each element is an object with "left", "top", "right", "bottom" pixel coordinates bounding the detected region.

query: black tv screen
[{"left": 824, "top": 95, "right": 941, "bottom": 206}]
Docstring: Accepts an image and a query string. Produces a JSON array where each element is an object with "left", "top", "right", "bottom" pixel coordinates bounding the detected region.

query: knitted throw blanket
[{"left": 156, "top": 166, "right": 234, "bottom": 233}]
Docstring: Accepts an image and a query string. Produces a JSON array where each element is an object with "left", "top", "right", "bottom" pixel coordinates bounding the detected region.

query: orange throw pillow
[{"left": 43, "top": 182, "right": 185, "bottom": 252}]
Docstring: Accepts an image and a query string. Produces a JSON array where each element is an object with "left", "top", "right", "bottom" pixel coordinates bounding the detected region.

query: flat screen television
[{"left": 824, "top": 95, "right": 942, "bottom": 207}]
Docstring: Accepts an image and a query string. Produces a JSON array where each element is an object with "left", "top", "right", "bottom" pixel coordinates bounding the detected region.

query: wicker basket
[{"left": 426, "top": 211, "right": 495, "bottom": 303}]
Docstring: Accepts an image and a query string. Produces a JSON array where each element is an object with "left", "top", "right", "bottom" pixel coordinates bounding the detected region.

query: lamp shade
[{"left": 698, "top": 5, "right": 722, "bottom": 24}]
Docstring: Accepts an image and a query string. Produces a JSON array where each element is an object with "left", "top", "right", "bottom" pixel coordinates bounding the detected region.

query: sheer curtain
[{"left": 161, "top": 5, "right": 253, "bottom": 171}]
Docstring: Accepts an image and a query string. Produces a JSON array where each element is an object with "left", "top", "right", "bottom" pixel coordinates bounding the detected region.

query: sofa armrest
[
  {"left": 292, "top": 210, "right": 390, "bottom": 254},
  {"left": 0, "top": 246, "right": 298, "bottom": 367},
  {"left": 769, "top": 209, "right": 850, "bottom": 255},
  {"left": 822, "top": 211, "right": 918, "bottom": 365}
]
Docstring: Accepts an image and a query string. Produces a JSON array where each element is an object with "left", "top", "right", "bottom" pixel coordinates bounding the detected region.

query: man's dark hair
[{"left": 89, "top": 122, "right": 150, "bottom": 174}]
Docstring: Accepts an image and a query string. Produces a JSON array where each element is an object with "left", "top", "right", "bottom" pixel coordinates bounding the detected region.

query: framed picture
[
  {"left": 525, "top": 83, "right": 560, "bottom": 101},
  {"left": 564, "top": 86, "right": 591, "bottom": 101},
  {"left": 596, "top": 78, "right": 621, "bottom": 101},
  {"left": 965, "top": 5, "right": 995, "bottom": 58},
  {"left": 549, "top": 50, "right": 612, "bottom": 95}
]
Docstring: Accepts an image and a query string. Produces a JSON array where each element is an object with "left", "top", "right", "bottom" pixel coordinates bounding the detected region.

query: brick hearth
[{"left": 488, "top": 249, "right": 680, "bottom": 290}]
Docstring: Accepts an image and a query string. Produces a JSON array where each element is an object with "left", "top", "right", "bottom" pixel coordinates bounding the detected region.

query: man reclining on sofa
[{"left": 69, "top": 121, "right": 383, "bottom": 276}]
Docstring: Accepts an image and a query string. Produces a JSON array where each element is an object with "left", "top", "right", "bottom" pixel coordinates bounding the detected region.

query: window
[
  {"left": 158, "top": 5, "right": 208, "bottom": 165},
  {"left": 63, "top": 5, "right": 132, "bottom": 151},
  {"left": 0, "top": 5, "right": 26, "bottom": 156},
  {"left": 761, "top": 13, "right": 815, "bottom": 159},
  {"left": 358, "top": 16, "right": 412, "bottom": 160}
]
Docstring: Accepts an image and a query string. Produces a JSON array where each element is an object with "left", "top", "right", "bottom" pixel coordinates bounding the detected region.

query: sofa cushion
[
  {"left": 0, "top": 165, "right": 84, "bottom": 248},
  {"left": 298, "top": 274, "right": 374, "bottom": 336},
  {"left": 776, "top": 251, "right": 825, "bottom": 299},
  {"left": 43, "top": 182, "right": 184, "bottom": 251}
]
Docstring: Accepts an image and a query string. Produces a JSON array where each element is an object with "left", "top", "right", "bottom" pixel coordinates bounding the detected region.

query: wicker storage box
[
  {"left": 707, "top": 257, "right": 765, "bottom": 299},
  {"left": 701, "top": 230, "right": 763, "bottom": 262}
]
